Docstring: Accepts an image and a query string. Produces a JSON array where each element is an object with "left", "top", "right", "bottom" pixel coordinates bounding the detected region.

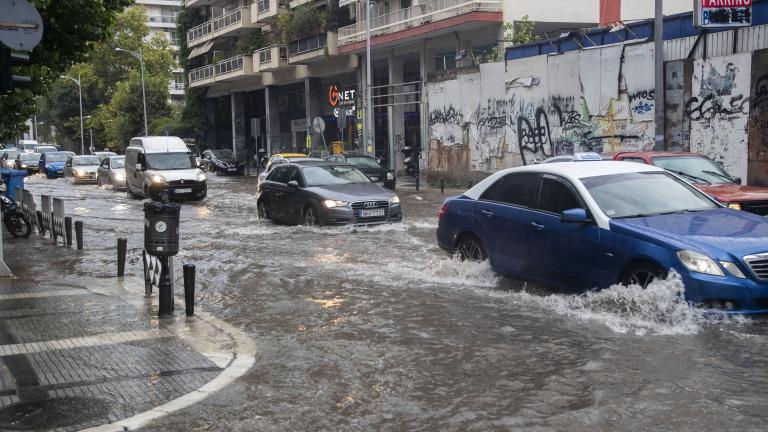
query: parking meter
[{"left": 144, "top": 201, "right": 180, "bottom": 256}]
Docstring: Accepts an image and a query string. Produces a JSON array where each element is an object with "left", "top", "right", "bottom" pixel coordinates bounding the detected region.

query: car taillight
[{"left": 437, "top": 203, "right": 448, "bottom": 220}]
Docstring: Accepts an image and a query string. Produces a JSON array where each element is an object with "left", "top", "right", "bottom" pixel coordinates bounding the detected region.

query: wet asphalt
[{"left": 19, "top": 173, "right": 768, "bottom": 432}]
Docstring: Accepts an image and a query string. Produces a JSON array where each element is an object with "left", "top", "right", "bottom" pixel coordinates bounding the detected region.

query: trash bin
[
  {"left": 0, "top": 169, "right": 27, "bottom": 201},
  {"left": 143, "top": 201, "right": 180, "bottom": 256}
]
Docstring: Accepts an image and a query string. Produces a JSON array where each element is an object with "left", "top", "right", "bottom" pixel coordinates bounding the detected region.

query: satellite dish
[
  {"left": 312, "top": 116, "right": 326, "bottom": 134},
  {"left": 0, "top": 0, "right": 44, "bottom": 51}
]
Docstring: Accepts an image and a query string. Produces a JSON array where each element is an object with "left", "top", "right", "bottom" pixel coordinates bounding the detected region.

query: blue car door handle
[
  {"left": 530, "top": 221, "right": 545, "bottom": 231},
  {"left": 480, "top": 209, "right": 494, "bottom": 218}
]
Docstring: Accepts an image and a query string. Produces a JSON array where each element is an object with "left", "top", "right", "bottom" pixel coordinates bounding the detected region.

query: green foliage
[
  {"left": 175, "top": 5, "right": 210, "bottom": 145},
  {"left": 176, "top": 6, "right": 206, "bottom": 71},
  {"left": 276, "top": 3, "right": 327, "bottom": 42},
  {"left": 503, "top": 15, "right": 540, "bottom": 46},
  {"left": 37, "top": 7, "right": 175, "bottom": 152},
  {"left": 234, "top": 31, "right": 270, "bottom": 55},
  {"left": 0, "top": 0, "right": 132, "bottom": 142}
]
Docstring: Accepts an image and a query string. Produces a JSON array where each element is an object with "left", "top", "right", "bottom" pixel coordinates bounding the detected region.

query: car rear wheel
[
  {"left": 456, "top": 234, "right": 487, "bottom": 262},
  {"left": 257, "top": 200, "right": 270, "bottom": 220},
  {"left": 621, "top": 262, "right": 665, "bottom": 288},
  {"left": 303, "top": 205, "right": 319, "bottom": 226}
]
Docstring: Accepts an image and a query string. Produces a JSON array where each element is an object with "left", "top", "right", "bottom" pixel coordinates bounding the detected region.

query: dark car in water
[
  {"left": 15, "top": 152, "right": 41, "bottom": 174},
  {"left": 257, "top": 161, "right": 402, "bottom": 226},
  {"left": 201, "top": 149, "right": 245, "bottom": 175},
  {"left": 327, "top": 153, "right": 396, "bottom": 190}
]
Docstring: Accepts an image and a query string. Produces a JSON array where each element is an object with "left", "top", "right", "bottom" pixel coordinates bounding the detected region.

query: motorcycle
[
  {"left": 0, "top": 194, "right": 32, "bottom": 238},
  {"left": 400, "top": 145, "right": 421, "bottom": 177}
]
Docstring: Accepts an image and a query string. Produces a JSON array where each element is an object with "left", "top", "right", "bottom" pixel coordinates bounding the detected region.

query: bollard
[
  {"left": 36, "top": 211, "right": 45, "bottom": 236},
  {"left": 117, "top": 238, "right": 127, "bottom": 277},
  {"left": 183, "top": 264, "right": 196, "bottom": 316},
  {"left": 440, "top": 179, "right": 445, "bottom": 194},
  {"left": 415, "top": 176, "right": 420, "bottom": 191},
  {"left": 64, "top": 217, "right": 73, "bottom": 246},
  {"left": 50, "top": 211, "right": 55, "bottom": 241},
  {"left": 158, "top": 256, "right": 173, "bottom": 318},
  {"left": 74, "top": 221, "right": 84, "bottom": 250}
]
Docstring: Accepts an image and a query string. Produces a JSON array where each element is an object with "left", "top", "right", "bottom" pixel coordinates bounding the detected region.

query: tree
[
  {"left": 175, "top": 6, "right": 209, "bottom": 146},
  {"left": 0, "top": 0, "right": 132, "bottom": 142},
  {"left": 502, "top": 15, "right": 539, "bottom": 46}
]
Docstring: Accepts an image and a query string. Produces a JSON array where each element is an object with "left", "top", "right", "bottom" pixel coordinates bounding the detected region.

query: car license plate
[
  {"left": 376, "top": 181, "right": 385, "bottom": 186},
  {"left": 174, "top": 188, "right": 192, "bottom": 194},
  {"left": 228, "top": 168, "right": 237, "bottom": 172},
  {"left": 369, "top": 177, "right": 379, "bottom": 182},
  {"left": 360, "top": 209, "right": 385, "bottom": 218}
]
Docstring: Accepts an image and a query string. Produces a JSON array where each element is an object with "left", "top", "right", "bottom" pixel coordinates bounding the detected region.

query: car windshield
[
  {"left": 110, "top": 158, "right": 125, "bottom": 168},
  {"left": 146, "top": 152, "right": 194, "bottom": 170},
  {"left": 74, "top": 157, "right": 100, "bottom": 166},
  {"left": 651, "top": 155, "right": 736, "bottom": 184},
  {"left": 187, "top": 144, "right": 200, "bottom": 157},
  {"left": 22, "top": 144, "right": 37, "bottom": 151},
  {"left": 212, "top": 149, "right": 235, "bottom": 159},
  {"left": 45, "top": 153, "right": 68, "bottom": 162},
  {"left": 302, "top": 165, "right": 371, "bottom": 186},
  {"left": 581, "top": 172, "right": 718, "bottom": 219},
  {"left": 4, "top": 151, "right": 19, "bottom": 159},
  {"left": 20, "top": 153, "right": 40, "bottom": 161},
  {"left": 36, "top": 147, "right": 57, "bottom": 153},
  {"left": 346, "top": 157, "right": 382, "bottom": 169}
]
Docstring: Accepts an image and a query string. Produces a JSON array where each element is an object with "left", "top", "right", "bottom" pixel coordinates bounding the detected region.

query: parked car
[
  {"left": 125, "top": 136, "right": 207, "bottom": 201},
  {"left": 14, "top": 153, "right": 41, "bottom": 174},
  {"left": 186, "top": 142, "right": 202, "bottom": 168},
  {"left": 326, "top": 153, "right": 396, "bottom": 190},
  {"left": 1, "top": 150, "right": 20, "bottom": 168},
  {"left": 614, "top": 152, "right": 768, "bottom": 215},
  {"left": 257, "top": 161, "right": 402, "bottom": 226},
  {"left": 65, "top": 155, "right": 100, "bottom": 184},
  {"left": 437, "top": 161, "right": 768, "bottom": 314},
  {"left": 258, "top": 155, "right": 320, "bottom": 185},
  {"left": 96, "top": 156, "right": 126, "bottom": 189},
  {"left": 94, "top": 151, "right": 117, "bottom": 162},
  {"left": 201, "top": 149, "right": 245, "bottom": 175},
  {"left": 39, "top": 152, "right": 69, "bottom": 178}
]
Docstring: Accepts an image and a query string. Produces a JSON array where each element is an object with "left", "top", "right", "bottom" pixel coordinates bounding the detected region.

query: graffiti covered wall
[{"left": 426, "top": 42, "right": 659, "bottom": 177}]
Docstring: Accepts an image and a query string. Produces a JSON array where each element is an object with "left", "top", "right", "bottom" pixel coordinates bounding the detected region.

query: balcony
[
  {"left": 185, "top": 0, "right": 227, "bottom": 7},
  {"left": 254, "top": 45, "right": 288, "bottom": 71},
  {"left": 148, "top": 14, "right": 178, "bottom": 28},
  {"left": 287, "top": 32, "right": 337, "bottom": 64},
  {"left": 189, "top": 55, "right": 257, "bottom": 88},
  {"left": 186, "top": 7, "right": 260, "bottom": 48},
  {"left": 169, "top": 81, "right": 185, "bottom": 96},
  {"left": 253, "top": 0, "right": 284, "bottom": 22},
  {"left": 337, "top": 0, "right": 502, "bottom": 50},
  {"left": 288, "top": 0, "right": 312, "bottom": 8}
]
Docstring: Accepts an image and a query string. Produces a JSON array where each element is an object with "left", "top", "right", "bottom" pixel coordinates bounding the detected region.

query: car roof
[
  {"left": 287, "top": 160, "right": 347, "bottom": 168},
  {"left": 73, "top": 155, "right": 99, "bottom": 159},
  {"left": 464, "top": 161, "right": 664, "bottom": 200},
  {"left": 615, "top": 151, "right": 704, "bottom": 158},
  {"left": 272, "top": 153, "right": 307, "bottom": 158}
]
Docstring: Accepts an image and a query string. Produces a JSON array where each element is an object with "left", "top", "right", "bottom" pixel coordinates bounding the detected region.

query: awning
[
  {"left": 339, "top": 0, "right": 357, "bottom": 7},
  {"left": 187, "top": 41, "right": 214, "bottom": 59}
]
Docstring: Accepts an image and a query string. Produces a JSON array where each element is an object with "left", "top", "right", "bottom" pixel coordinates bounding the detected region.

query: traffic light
[{"left": 0, "top": 47, "right": 31, "bottom": 93}]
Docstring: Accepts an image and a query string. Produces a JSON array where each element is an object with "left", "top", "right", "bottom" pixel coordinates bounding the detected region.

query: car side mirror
[
  {"left": 287, "top": 180, "right": 299, "bottom": 189},
  {"left": 734, "top": 177, "right": 742, "bottom": 184},
  {"left": 135, "top": 163, "right": 143, "bottom": 171},
  {"left": 561, "top": 208, "right": 590, "bottom": 223}
]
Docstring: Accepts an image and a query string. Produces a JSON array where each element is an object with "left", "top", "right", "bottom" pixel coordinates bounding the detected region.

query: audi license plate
[
  {"left": 360, "top": 209, "right": 385, "bottom": 218},
  {"left": 228, "top": 168, "right": 237, "bottom": 172},
  {"left": 174, "top": 187, "right": 192, "bottom": 194}
]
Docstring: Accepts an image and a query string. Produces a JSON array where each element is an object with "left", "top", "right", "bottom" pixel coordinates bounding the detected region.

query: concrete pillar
[
  {"left": 304, "top": 77, "right": 323, "bottom": 151},
  {"left": 205, "top": 96, "right": 217, "bottom": 148},
  {"left": 265, "top": 86, "right": 280, "bottom": 156},
  {"left": 419, "top": 42, "right": 428, "bottom": 175},
  {"left": 231, "top": 92, "right": 246, "bottom": 156},
  {"left": 389, "top": 53, "right": 405, "bottom": 172},
  {"left": 359, "top": 54, "right": 368, "bottom": 154}
]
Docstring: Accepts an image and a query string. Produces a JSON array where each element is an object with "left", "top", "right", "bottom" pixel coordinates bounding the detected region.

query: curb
[{"left": 79, "top": 277, "right": 257, "bottom": 432}]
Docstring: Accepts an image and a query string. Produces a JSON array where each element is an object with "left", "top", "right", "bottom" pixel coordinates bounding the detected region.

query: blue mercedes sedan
[
  {"left": 39, "top": 151, "right": 69, "bottom": 178},
  {"left": 437, "top": 161, "right": 768, "bottom": 314}
]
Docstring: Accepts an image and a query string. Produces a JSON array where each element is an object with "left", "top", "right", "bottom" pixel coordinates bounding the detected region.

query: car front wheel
[
  {"left": 621, "top": 262, "right": 665, "bottom": 288},
  {"left": 303, "top": 205, "right": 319, "bottom": 226},
  {"left": 257, "top": 200, "right": 270, "bottom": 220},
  {"left": 456, "top": 234, "right": 487, "bottom": 262}
]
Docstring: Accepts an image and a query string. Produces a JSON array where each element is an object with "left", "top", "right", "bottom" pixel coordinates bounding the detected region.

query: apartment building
[
  {"left": 135, "top": 0, "right": 186, "bottom": 99},
  {"left": 186, "top": 0, "right": 691, "bottom": 169}
]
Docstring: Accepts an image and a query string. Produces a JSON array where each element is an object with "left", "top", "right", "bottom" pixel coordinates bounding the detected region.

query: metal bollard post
[
  {"left": 158, "top": 256, "right": 173, "bottom": 318},
  {"left": 64, "top": 217, "right": 73, "bottom": 246},
  {"left": 36, "top": 211, "right": 45, "bottom": 236},
  {"left": 440, "top": 179, "right": 445, "bottom": 194},
  {"left": 74, "top": 221, "right": 84, "bottom": 250},
  {"left": 50, "top": 212, "right": 55, "bottom": 241},
  {"left": 117, "top": 238, "right": 127, "bottom": 277},
  {"left": 183, "top": 264, "right": 196, "bottom": 316},
  {"left": 415, "top": 176, "right": 420, "bottom": 191}
]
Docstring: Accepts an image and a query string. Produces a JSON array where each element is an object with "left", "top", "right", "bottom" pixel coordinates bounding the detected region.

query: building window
[{"left": 435, "top": 53, "right": 456, "bottom": 72}]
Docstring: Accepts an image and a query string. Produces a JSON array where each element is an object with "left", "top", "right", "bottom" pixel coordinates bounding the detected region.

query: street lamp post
[
  {"left": 115, "top": 47, "right": 148, "bottom": 136},
  {"left": 365, "top": 0, "right": 373, "bottom": 157},
  {"left": 60, "top": 74, "right": 85, "bottom": 155}
]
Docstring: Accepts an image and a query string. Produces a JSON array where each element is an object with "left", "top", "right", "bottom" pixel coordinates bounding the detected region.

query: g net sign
[{"left": 695, "top": 0, "right": 752, "bottom": 28}]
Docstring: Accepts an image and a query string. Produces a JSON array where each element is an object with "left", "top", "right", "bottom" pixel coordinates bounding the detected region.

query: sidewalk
[{"left": 0, "top": 233, "right": 255, "bottom": 432}]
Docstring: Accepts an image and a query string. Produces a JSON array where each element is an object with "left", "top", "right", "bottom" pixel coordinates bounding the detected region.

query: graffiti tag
[
  {"left": 429, "top": 106, "right": 464, "bottom": 126},
  {"left": 686, "top": 94, "right": 750, "bottom": 121}
]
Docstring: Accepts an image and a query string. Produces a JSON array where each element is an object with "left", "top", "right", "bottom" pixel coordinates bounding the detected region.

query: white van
[
  {"left": 124, "top": 136, "right": 207, "bottom": 201},
  {"left": 19, "top": 140, "right": 38, "bottom": 153}
]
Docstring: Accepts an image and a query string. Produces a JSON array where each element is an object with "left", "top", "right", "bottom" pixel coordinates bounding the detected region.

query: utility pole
[
  {"left": 654, "top": 0, "right": 665, "bottom": 150},
  {"left": 365, "top": 0, "right": 373, "bottom": 157},
  {"left": 60, "top": 74, "right": 84, "bottom": 155}
]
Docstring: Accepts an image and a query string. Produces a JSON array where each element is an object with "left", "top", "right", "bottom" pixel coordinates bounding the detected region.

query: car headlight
[
  {"left": 115, "top": 173, "right": 125, "bottom": 180},
  {"left": 46, "top": 164, "right": 52, "bottom": 169},
  {"left": 20, "top": 163, "right": 27, "bottom": 168},
  {"left": 323, "top": 200, "right": 348, "bottom": 208},
  {"left": 151, "top": 174, "right": 166, "bottom": 184},
  {"left": 75, "top": 170, "right": 85, "bottom": 176},
  {"left": 677, "top": 250, "right": 724, "bottom": 276},
  {"left": 726, "top": 203, "right": 742, "bottom": 210},
  {"left": 197, "top": 172, "right": 206, "bottom": 182},
  {"left": 387, "top": 172, "right": 394, "bottom": 180},
  {"left": 389, "top": 195, "right": 400, "bottom": 204},
  {"left": 719, "top": 261, "right": 746, "bottom": 278}
]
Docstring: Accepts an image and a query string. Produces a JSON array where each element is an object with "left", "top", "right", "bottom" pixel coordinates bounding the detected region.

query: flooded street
[{"left": 22, "top": 174, "right": 768, "bottom": 431}]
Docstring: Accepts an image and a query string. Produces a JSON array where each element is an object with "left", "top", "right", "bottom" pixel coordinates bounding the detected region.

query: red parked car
[{"left": 613, "top": 152, "right": 768, "bottom": 216}]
